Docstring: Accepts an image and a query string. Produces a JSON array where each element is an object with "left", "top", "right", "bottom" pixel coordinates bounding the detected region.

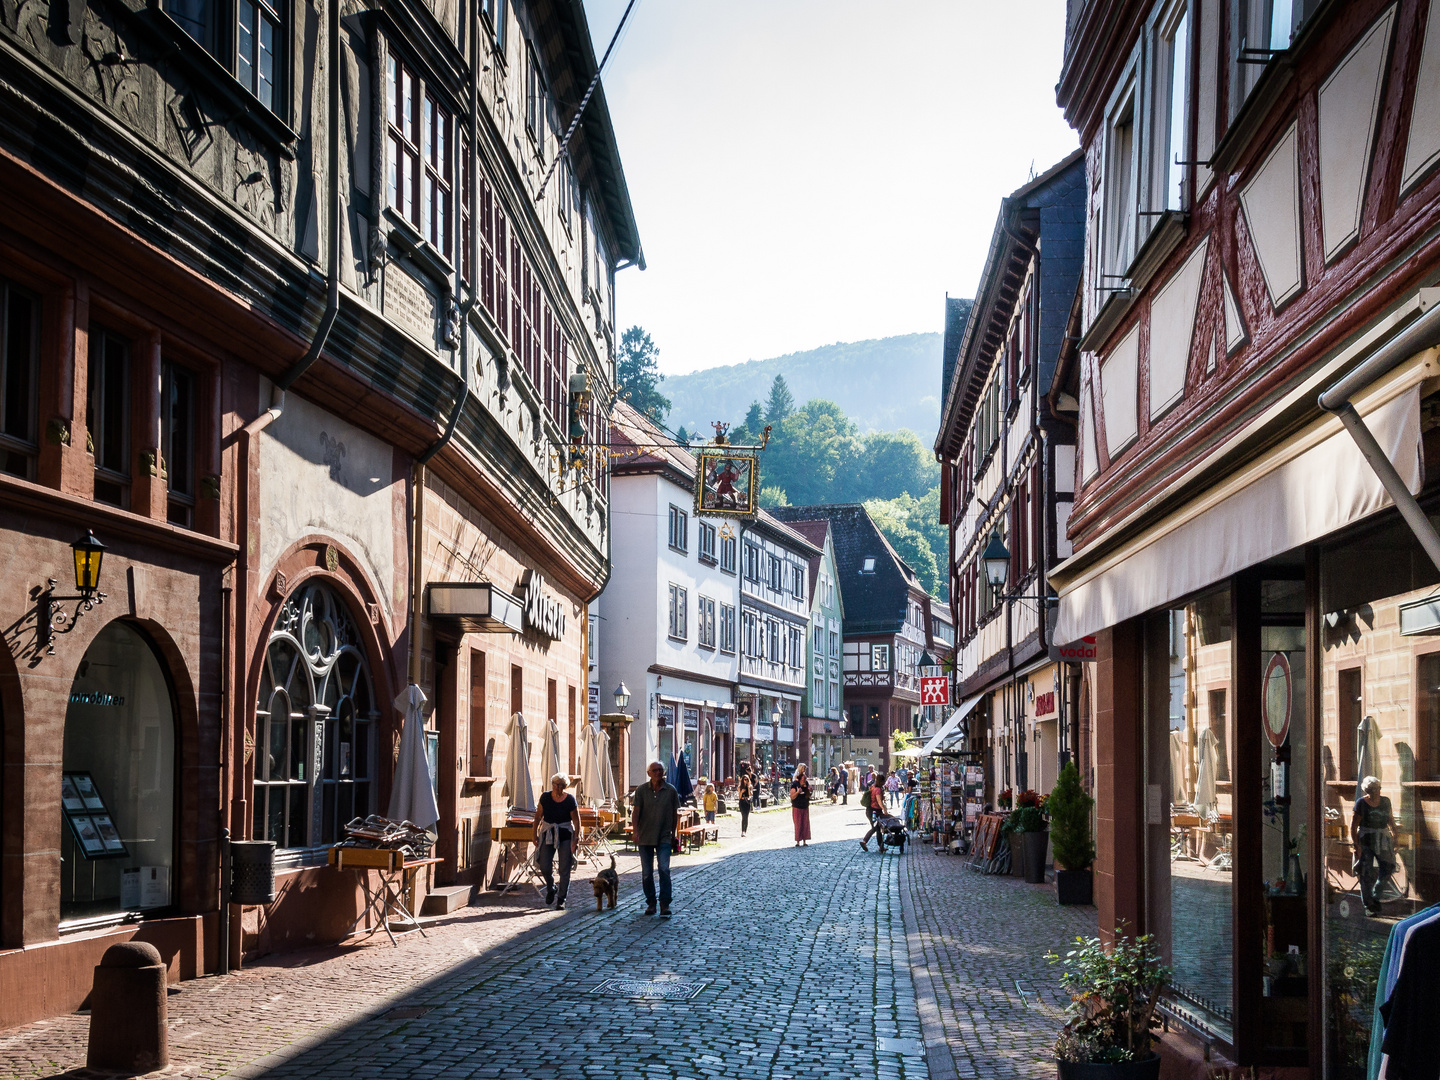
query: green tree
[
  {"left": 864, "top": 494, "right": 943, "bottom": 600},
  {"left": 759, "top": 484, "right": 789, "bottom": 507},
  {"left": 765, "top": 374, "right": 795, "bottom": 422},
  {"left": 616, "top": 326, "right": 671, "bottom": 423},
  {"left": 764, "top": 400, "right": 863, "bottom": 506},
  {"left": 855, "top": 429, "right": 938, "bottom": 502},
  {"left": 730, "top": 400, "right": 765, "bottom": 446},
  {"left": 675, "top": 426, "right": 692, "bottom": 446}
]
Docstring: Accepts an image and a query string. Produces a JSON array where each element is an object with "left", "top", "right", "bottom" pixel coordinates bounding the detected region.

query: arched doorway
[
  {"left": 254, "top": 581, "right": 378, "bottom": 851},
  {"left": 60, "top": 621, "right": 177, "bottom": 924}
]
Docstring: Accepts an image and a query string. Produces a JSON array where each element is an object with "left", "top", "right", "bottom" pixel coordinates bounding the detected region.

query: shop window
[
  {"left": 87, "top": 328, "right": 131, "bottom": 508},
  {"left": 1145, "top": 584, "right": 1234, "bottom": 1045},
  {"left": 254, "top": 582, "right": 377, "bottom": 852},
  {"left": 61, "top": 621, "right": 176, "bottom": 926},
  {"left": 1336, "top": 667, "right": 1362, "bottom": 782},
  {"left": 469, "top": 650, "right": 486, "bottom": 775},
  {"left": 1321, "top": 512, "right": 1440, "bottom": 1079},
  {"left": 0, "top": 280, "right": 39, "bottom": 479},
  {"left": 161, "top": 361, "right": 196, "bottom": 527}
]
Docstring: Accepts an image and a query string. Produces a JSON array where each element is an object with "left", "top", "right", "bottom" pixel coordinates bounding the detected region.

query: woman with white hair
[
  {"left": 533, "top": 773, "right": 582, "bottom": 909},
  {"left": 1350, "top": 775, "right": 1396, "bottom": 916}
]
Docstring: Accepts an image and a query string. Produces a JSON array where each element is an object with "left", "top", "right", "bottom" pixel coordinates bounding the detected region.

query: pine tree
[
  {"left": 765, "top": 375, "right": 795, "bottom": 422},
  {"left": 616, "top": 326, "right": 671, "bottom": 423},
  {"left": 675, "top": 426, "right": 691, "bottom": 446}
]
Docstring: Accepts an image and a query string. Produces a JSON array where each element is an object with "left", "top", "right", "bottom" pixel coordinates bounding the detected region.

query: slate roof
[
  {"left": 749, "top": 507, "right": 823, "bottom": 558},
  {"left": 609, "top": 400, "right": 696, "bottom": 488},
  {"left": 773, "top": 518, "right": 833, "bottom": 607},
  {"left": 768, "top": 504, "right": 923, "bottom": 635}
]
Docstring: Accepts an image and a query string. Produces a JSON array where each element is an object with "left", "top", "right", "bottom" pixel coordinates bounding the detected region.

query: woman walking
[
  {"left": 736, "top": 767, "right": 754, "bottom": 838},
  {"left": 533, "top": 773, "right": 581, "bottom": 909},
  {"left": 1352, "top": 775, "right": 1397, "bottom": 916},
  {"left": 885, "top": 770, "right": 900, "bottom": 808},
  {"left": 790, "top": 764, "right": 813, "bottom": 846}
]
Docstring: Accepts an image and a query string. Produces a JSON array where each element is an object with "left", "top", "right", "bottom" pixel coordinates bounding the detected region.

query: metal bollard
[{"left": 86, "top": 941, "right": 169, "bottom": 1073}]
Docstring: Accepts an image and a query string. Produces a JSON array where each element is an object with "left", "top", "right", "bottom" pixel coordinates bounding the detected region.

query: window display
[{"left": 60, "top": 621, "right": 176, "bottom": 923}]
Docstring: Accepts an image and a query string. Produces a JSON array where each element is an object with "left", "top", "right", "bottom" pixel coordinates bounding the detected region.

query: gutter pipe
[{"left": 1319, "top": 296, "right": 1440, "bottom": 574}]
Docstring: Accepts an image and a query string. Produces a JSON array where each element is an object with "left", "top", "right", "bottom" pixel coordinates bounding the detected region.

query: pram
[{"left": 874, "top": 814, "right": 908, "bottom": 854}]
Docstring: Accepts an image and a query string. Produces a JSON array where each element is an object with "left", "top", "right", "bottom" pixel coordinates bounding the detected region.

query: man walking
[{"left": 632, "top": 760, "right": 681, "bottom": 916}]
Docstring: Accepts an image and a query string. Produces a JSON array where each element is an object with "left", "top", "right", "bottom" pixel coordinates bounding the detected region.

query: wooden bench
[{"left": 678, "top": 824, "right": 714, "bottom": 850}]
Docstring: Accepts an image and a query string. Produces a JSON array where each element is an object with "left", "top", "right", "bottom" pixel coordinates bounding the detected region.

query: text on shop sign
[{"left": 524, "top": 573, "right": 566, "bottom": 640}]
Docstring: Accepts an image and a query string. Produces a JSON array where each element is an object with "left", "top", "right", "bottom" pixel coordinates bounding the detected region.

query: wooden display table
[{"left": 329, "top": 847, "right": 442, "bottom": 946}]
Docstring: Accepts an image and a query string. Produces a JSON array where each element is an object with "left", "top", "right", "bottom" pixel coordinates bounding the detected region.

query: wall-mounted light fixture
[{"left": 37, "top": 531, "right": 108, "bottom": 653}]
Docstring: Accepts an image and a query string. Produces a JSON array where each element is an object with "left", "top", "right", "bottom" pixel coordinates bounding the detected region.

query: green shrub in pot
[
  {"left": 1048, "top": 762, "right": 1094, "bottom": 871},
  {"left": 1047, "top": 931, "right": 1171, "bottom": 1076}
]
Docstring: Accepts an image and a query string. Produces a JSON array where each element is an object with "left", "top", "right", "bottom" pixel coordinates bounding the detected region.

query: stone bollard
[{"left": 86, "top": 941, "right": 170, "bottom": 1073}]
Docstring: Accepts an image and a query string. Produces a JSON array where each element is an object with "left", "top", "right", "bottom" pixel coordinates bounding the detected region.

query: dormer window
[{"left": 861, "top": 557, "right": 876, "bottom": 574}]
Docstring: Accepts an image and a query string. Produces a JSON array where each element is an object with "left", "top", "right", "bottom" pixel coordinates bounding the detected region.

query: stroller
[{"left": 873, "top": 814, "right": 908, "bottom": 854}]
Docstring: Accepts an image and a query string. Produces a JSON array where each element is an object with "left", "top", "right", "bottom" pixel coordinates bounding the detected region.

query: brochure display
[{"left": 61, "top": 772, "right": 128, "bottom": 859}]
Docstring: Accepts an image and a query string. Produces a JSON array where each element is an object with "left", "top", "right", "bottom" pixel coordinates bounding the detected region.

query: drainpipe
[{"left": 1318, "top": 295, "right": 1440, "bottom": 573}]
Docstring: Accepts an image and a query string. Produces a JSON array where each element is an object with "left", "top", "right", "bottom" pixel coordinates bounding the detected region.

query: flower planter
[
  {"left": 1056, "top": 1052, "right": 1161, "bottom": 1080},
  {"left": 1021, "top": 829, "right": 1049, "bottom": 883},
  {"left": 1055, "top": 868, "right": 1093, "bottom": 906}
]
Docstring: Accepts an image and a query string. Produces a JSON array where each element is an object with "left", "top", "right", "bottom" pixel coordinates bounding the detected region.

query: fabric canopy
[
  {"left": 897, "top": 694, "right": 985, "bottom": 758},
  {"left": 388, "top": 684, "right": 440, "bottom": 829},
  {"left": 1055, "top": 385, "right": 1422, "bottom": 644}
]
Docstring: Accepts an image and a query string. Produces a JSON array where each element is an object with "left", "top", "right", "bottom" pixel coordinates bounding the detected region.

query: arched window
[
  {"left": 61, "top": 621, "right": 176, "bottom": 925},
  {"left": 255, "top": 582, "right": 377, "bottom": 849}
]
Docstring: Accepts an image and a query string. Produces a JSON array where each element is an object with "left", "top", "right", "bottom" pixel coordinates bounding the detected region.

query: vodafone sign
[{"left": 1050, "top": 635, "right": 1098, "bottom": 663}]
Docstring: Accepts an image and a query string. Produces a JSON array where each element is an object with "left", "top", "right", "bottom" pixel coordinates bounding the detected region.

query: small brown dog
[{"left": 592, "top": 855, "right": 618, "bottom": 911}]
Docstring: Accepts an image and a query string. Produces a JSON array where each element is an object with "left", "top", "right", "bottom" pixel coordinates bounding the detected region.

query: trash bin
[
  {"left": 229, "top": 839, "right": 277, "bottom": 904},
  {"left": 87, "top": 941, "right": 169, "bottom": 1072}
]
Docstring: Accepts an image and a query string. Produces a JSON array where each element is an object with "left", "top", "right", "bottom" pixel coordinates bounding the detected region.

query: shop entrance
[{"left": 60, "top": 621, "right": 176, "bottom": 925}]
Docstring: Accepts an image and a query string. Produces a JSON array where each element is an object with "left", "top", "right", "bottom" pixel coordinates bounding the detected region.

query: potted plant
[
  {"left": 1048, "top": 762, "right": 1095, "bottom": 905},
  {"left": 1004, "top": 791, "right": 1048, "bottom": 884},
  {"left": 1048, "top": 931, "right": 1171, "bottom": 1079}
]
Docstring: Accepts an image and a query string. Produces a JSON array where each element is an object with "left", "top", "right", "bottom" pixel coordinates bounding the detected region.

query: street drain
[
  {"left": 590, "top": 978, "right": 707, "bottom": 1000},
  {"left": 384, "top": 1006, "right": 432, "bottom": 1019}
]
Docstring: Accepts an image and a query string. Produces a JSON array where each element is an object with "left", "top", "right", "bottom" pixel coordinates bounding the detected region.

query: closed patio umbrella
[
  {"left": 538, "top": 717, "right": 562, "bottom": 790},
  {"left": 1356, "top": 715, "right": 1381, "bottom": 800},
  {"left": 503, "top": 711, "right": 534, "bottom": 812},
  {"left": 596, "top": 725, "right": 619, "bottom": 804},
  {"left": 578, "top": 722, "right": 609, "bottom": 805},
  {"left": 1169, "top": 730, "right": 1187, "bottom": 808},
  {"left": 1195, "top": 727, "right": 1219, "bottom": 819},
  {"left": 388, "top": 683, "right": 440, "bottom": 830},
  {"left": 672, "top": 750, "right": 694, "bottom": 804}
]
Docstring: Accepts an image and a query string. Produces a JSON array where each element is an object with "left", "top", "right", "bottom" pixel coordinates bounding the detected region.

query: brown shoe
[
  {"left": 660, "top": 905, "right": 671, "bottom": 918},
  {"left": 644, "top": 903, "right": 657, "bottom": 915}
]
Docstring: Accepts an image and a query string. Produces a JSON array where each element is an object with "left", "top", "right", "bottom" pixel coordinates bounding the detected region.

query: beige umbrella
[
  {"left": 596, "top": 724, "right": 619, "bottom": 803},
  {"left": 1195, "top": 727, "right": 1219, "bottom": 819},
  {"left": 1169, "top": 730, "right": 1187, "bottom": 808},
  {"left": 577, "top": 722, "right": 604, "bottom": 806},
  {"left": 538, "top": 718, "right": 562, "bottom": 791},
  {"left": 389, "top": 683, "right": 440, "bottom": 829},
  {"left": 1356, "top": 715, "right": 1381, "bottom": 801},
  {"left": 503, "top": 711, "right": 534, "bottom": 812}
]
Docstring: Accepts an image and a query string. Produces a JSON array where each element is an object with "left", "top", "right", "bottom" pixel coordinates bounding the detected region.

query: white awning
[
  {"left": 1054, "top": 377, "right": 1425, "bottom": 644},
  {"left": 897, "top": 694, "right": 984, "bottom": 758}
]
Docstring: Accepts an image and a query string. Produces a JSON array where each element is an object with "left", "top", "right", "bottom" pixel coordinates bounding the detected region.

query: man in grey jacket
[{"left": 631, "top": 761, "right": 681, "bottom": 916}]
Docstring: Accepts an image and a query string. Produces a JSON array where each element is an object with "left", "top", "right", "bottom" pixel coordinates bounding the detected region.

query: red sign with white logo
[
  {"left": 920, "top": 675, "right": 949, "bottom": 705},
  {"left": 1051, "top": 635, "right": 1098, "bottom": 663}
]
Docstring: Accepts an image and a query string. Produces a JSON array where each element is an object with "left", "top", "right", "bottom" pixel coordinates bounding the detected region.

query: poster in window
[
  {"left": 694, "top": 449, "right": 759, "bottom": 518},
  {"left": 72, "top": 815, "right": 107, "bottom": 857},
  {"left": 92, "top": 815, "right": 127, "bottom": 853},
  {"left": 73, "top": 774, "right": 105, "bottom": 810},
  {"left": 61, "top": 776, "right": 86, "bottom": 812}
]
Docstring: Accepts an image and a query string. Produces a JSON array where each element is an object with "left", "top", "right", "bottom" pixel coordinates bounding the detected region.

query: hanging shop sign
[
  {"left": 694, "top": 449, "right": 759, "bottom": 518},
  {"left": 521, "top": 572, "right": 566, "bottom": 640},
  {"left": 1049, "top": 634, "right": 1098, "bottom": 664},
  {"left": 920, "top": 675, "right": 949, "bottom": 705},
  {"left": 1262, "top": 652, "right": 1292, "bottom": 748}
]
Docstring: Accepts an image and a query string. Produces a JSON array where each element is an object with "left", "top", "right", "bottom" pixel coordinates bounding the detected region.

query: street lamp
[
  {"left": 38, "top": 531, "right": 108, "bottom": 653},
  {"left": 983, "top": 531, "right": 1010, "bottom": 590},
  {"left": 613, "top": 681, "right": 630, "bottom": 711}
]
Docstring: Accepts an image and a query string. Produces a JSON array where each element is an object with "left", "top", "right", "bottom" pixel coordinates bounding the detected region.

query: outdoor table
[
  {"left": 329, "top": 847, "right": 442, "bottom": 947},
  {"left": 491, "top": 825, "right": 544, "bottom": 895}
]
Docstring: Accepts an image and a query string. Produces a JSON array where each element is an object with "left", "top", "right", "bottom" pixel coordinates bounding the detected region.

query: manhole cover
[
  {"left": 591, "top": 978, "right": 707, "bottom": 1000},
  {"left": 877, "top": 1036, "right": 924, "bottom": 1056},
  {"left": 384, "top": 1006, "right": 432, "bottom": 1019}
]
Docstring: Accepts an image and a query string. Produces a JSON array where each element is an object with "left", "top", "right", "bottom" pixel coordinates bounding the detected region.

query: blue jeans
[{"left": 638, "top": 843, "right": 672, "bottom": 906}]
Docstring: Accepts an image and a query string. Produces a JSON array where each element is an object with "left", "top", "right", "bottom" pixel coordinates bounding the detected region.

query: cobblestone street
[{"left": 1, "top": 802, "right": 1094, "bottom": 1080}]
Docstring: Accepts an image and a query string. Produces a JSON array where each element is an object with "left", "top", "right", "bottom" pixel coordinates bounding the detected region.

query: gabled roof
[
  {"left": 935, "top": 150, "right": 1085, "bottom": 459},
  {"left": 610, "top": 399, "right": 695, "bottom": 488},
  {"left": 768, "top": 504, "right": 926, "bottom": 635},
  {"left": 772, "top": 518, "right": 834, "bottom": 610},
  {"left": 747, "top": 508, "right": 823, "bottom": 558}
]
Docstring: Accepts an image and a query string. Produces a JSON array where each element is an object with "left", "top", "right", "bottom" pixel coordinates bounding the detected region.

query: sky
[{"left": 579, "top": 1, "right": 1081, "bottom": 377}]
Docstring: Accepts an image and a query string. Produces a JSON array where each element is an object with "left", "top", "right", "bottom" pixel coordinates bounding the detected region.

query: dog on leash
[{"left": 592, "top": 855, "right": 618, "bottom": 911}]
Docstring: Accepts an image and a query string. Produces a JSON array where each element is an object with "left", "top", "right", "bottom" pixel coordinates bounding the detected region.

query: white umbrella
[
  {"left": 576, "top": 722, "right": 603, "bottom": 805},
  {"left": 388, "top": 683, "right": 440, "bottom": 829},
  {"left": 538, "top": 718, "right": 562, "bottom": 791},
  {"left": 1356, "top": 715, "right": 1381, "bottom": 801},
  {"left": 596, "top": 725, "right": 619, "bottom": 803},
  {"left": 503, "top": 711, "right": 534, "bottom": 812},
  {"left": 1195, "top": 727, "right": 1218, "bottom": 820},
  {"left": 1169, "top": 731, "right": 1187, "bottom": 807}
]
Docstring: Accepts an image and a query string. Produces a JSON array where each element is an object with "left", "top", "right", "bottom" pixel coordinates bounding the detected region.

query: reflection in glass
[{"left": 1150, "top": 586, "right": 1234, "bottom": 1042}]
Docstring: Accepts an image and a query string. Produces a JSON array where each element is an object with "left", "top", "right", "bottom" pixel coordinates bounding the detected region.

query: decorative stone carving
[
  {"left": 80, "top": 7, "right": 142, "bottom": 128},
  {"left": 47, "top": 417, "right": 70, "bottom": 446},
  {"left": 168, "top": 89, "right": 214, "bottom": 164},
  {"left": 233, "top": 140, "right": 277, "bottom": 231}
]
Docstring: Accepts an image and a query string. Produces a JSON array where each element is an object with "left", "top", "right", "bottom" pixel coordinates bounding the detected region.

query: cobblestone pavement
[
  {"left": 2, "top": 802, "right": 1096, "bottom": 1080},
  {"left": 899, "top": 843, "right": 1097, "bottom": 1080}
]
